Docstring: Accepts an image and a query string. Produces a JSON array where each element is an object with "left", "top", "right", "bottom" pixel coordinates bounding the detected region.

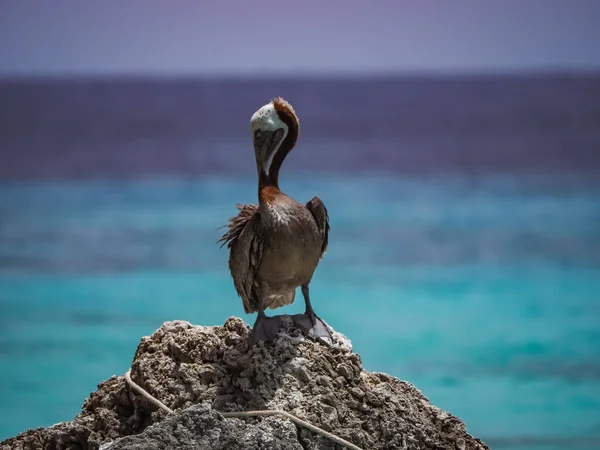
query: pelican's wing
[
  {"left": 305, "top": 196, "right": 330, "bottom": 257},
  {"left": 218, "top": 204, "right": 259, "bottom": 249},
  {"left": 218, "top": 204, "right": 263, "bottom": 313}
]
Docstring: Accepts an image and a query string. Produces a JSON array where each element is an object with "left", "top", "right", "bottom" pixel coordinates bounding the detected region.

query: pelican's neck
[
  {"left": 256, "top": 132, "right": 297, "bottom": 202},
  {"left": 258, "top": 163, "right": 282, "bottom": 204},
  {"left": 259, "top": 165, "right": 280, "bottom": 188},
  {"left": 254, "top": 98, "right": 299, "bottom": 204}
]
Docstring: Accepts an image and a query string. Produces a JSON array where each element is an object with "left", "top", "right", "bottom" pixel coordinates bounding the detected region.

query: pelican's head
[{"left": 250, "top": 97, "right": 299, "bottom": 178}]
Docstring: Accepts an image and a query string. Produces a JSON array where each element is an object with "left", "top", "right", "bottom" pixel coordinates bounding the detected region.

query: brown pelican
[{"left": 219, "top": 97, "right": 331, "bottom": 344}]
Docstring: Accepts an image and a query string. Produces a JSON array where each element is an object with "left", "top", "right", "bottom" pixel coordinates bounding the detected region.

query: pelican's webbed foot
[
  {"left": 250, "top": 314, "right": 283, "bottom": 345},
  {"left": 292, "top": 312, "right": 333, "bottom": 344}
]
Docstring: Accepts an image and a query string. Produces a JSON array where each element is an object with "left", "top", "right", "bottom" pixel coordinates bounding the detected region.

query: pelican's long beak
[{"left": 254, "top": 128, "right": 284, "bottom": 176}]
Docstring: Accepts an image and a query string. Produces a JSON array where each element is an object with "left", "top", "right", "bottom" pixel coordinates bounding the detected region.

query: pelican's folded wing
[
  {"left": 218, "top": 204, "right": 259, "bottom": 249},
  {"left": 306, "top": 196, "right": 330, "bottom": 257},
  {"left": 218, "top": 204, "right": 263, "bottom": 313}
]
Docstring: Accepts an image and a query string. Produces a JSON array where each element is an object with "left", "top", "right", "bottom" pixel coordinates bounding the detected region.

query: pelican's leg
[
  {"left": 292, "top": 285, "right": 332, "bottom": 342},
  {"left": 250, "top": 295, "right": 282, "bottom": 345}
]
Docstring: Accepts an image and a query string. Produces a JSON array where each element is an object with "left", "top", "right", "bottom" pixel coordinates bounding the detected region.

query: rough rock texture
[
  {"left": 1, "top": 317, "right": 489, "bottom": 450},
  {"left": 107, "top": 404, "right": 302, "bottom": 450},
  {"left": 0, "top": 422, "right": 94, "bottom": 450}
]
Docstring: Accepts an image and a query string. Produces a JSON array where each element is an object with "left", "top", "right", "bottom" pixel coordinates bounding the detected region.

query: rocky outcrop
[{"left": 1, "top": 317, "right": 489, "bottom": 450}]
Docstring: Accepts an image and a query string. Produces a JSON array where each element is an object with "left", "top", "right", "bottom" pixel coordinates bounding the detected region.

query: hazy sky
[{"left": 1, "top": 0, "right": 599, "bottom": 75}]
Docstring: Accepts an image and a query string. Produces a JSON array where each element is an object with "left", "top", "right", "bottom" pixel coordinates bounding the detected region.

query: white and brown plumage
[{"left": 219, "top": 98, "right": 331, "bottom": 344}]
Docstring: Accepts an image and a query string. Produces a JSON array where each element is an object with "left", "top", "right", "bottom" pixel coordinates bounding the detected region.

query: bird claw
[
  {"left": 250, "top": 315, "right": 283, "bottom": 345},
  {"left": 292, "top": 312, "right": 333, "bottom": 345}
]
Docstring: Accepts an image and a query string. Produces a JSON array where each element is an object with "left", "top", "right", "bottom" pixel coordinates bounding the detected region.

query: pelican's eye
[{"left": 254, "top": 130, "right": 263, "bottom": 140}]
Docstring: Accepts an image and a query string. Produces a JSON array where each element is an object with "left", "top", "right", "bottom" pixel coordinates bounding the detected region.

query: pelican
[{"left": 219, "top": 97, "right": 331, "bottom": 344}]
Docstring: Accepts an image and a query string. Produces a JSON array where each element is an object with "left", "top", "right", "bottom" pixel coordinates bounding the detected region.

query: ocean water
[{"left": 1, "top": 76, "right": 599, "bottom": 448}]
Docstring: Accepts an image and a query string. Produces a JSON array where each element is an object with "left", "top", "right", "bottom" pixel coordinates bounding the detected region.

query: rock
[
  {"left": 0, "top": 421, "right": 94, "bottom": 450},
  {"left": 1, "top": 317, "right": 489, "bottom": 450},
  {"left": 107, "top": 404, "right": 303, "bottom": 450}
]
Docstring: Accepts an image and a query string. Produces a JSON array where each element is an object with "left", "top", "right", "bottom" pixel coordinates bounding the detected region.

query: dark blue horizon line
[{"left": 0, "top": 168, "right": 599, "bottom": 185}]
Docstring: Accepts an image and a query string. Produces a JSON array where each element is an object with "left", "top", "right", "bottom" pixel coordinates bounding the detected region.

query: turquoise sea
[{"left": 1, "top": 77, "right": 599, "bottom": 449}]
